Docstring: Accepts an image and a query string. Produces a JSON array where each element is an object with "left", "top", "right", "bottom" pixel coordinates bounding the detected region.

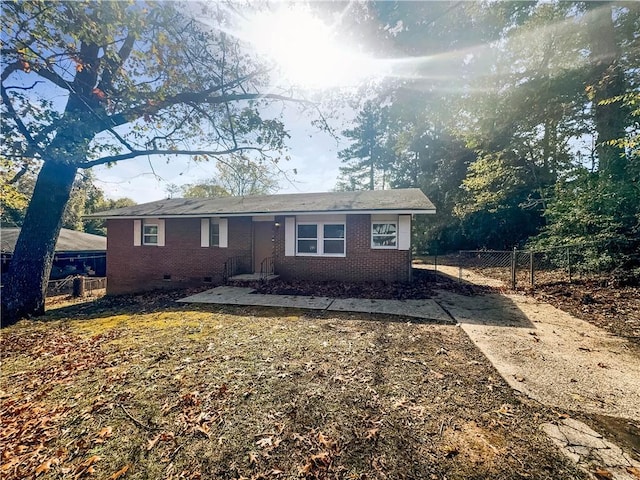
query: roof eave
[{"left": 88, "top": 208, "right": 436, "bottom": 220}]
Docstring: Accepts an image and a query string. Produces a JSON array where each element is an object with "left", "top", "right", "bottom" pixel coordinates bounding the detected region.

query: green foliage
[
  {"left": 83, "top": 196, "right": 136, "bottom": 236},
  {"left": 1, "top": 162, "right": 134, "bottom": 235},
  {"left": 531, "top": 167, "right": 640, "bottom": 276},
  {"left": 0, "top": 157, "right": 35, "bottom": 226},
  {"left": 531, "top": 86, "right": 640, "bottom": 277},
  {"left": 182, "top": 183, "right": 230, "bottom": 199},
  {"left": 182, "top": 155, "right": 281, "bottom": 198},
  {"left": 336, "top": 101, "right": 394, "bottom": 191},
  {"left": 1, "top": 1, "right": 301, "bottom": 320},
  {"left": 335, "top": 1, "right": 639, "bottom": 261},
  {"left": 453, "top": 152, "right": 545, "bottom": 249}
]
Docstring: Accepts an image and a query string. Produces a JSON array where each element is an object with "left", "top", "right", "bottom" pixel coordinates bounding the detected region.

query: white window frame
[
  {"left": 296, "top": 221, "right": 346, "bottom": 257},
  {"left": 210, "top": 220, "right": 220, "bottom": 247},
  {"left": 201, "top": 217, "right": 227, "bottom": 248},
  {"left": 371, "top": 221, "right": 398, "bottom": 249},
  {"left": 142, "top": 223, "right": 159, "bottom": 245}
]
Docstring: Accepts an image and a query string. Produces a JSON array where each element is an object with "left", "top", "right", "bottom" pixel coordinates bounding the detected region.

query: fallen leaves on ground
[
  {"left": 1, "top": 294, "right": 588, "bottom": 479},
  {"left": 254, "top": 269, "right": 495, "bottom": 300},
  {"left": 532, "top": 281, "right": 640, "bottom": 345}
]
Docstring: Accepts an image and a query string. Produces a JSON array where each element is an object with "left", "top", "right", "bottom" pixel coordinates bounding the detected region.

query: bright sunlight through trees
[{"left": 239, "top": 5, "right": 381, "bottom": 89}]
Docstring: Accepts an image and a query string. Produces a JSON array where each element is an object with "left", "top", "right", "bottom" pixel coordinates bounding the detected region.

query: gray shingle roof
[
  {"left": 1, "top": 228, "right": 107, "bottom": 253},
  {"left": 86, "top": 188, "right": 436, "bottom": 218}
]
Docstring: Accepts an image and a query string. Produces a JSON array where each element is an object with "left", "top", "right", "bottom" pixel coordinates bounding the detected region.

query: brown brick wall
[
  {"left": 273, "top": 214, "right": 411, "bottom": 283},
  {"left": 106, "top": 217, "right": 252, "bottom": 294},
  {"left": 107, "top": 214, "right": 411, "bottom": 294}
]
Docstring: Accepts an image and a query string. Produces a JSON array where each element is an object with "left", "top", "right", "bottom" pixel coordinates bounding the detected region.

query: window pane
[
  {"left": 297, "top": 240, "right": 317, "bottom": 253},
  {"left": 372, "top": 235, "right": 396, "bottom": 247},
  {"left": 372, "top": 223, "right": 396, "bottom": 235},
  {"left": 324, "top": 224, "right": 344, "bottom": 239},
  {"left": 297, "top": 224, "right": 317, "bottom": 239},
  {"left": 143, "top": 223, "right": 158, "bottom": 245},
  {"left": 324, "top": 239, "right": 344, "bottom": 254},
  {"left": 210, "top": 222, "right": 220, "bottom": 246}
]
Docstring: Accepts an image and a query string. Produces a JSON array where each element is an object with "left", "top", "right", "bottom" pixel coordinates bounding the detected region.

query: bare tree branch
[
  {"left": 3, "top": 81, "right": 44, "bottom": 91},
  {"left": 1, "top": 81, "right": 44, "bottom": 158},
  {"left": 6, "top": 163, "right": 31, "bottom": 184},
  {"left": 97, "top": 32, "right": 136, "bottom": 93},
  {"left": 109, "top": 91, "right": 309, "bottom": 128},
  {"left": 78, "top": 146, "right": 266, "bottom": 169},
  {"left": 1, "top": 61, "right": 20, "bottom": 83}
]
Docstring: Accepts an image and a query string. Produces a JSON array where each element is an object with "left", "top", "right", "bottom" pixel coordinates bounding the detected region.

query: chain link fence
[
  {"left": 46, "top": 276, "right": 106, "bottom": 297},
  {"left": 458, "top": 245, "right": 625, "bottom": 289},
  {"left": 419, "top": 242, "right": 633, "bottom": 289}
]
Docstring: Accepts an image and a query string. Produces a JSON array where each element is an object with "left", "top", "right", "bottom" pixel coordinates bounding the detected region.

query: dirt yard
[
  {"left": 529, "top": 280, "right": 640, "bottom": 345},
  {"left": 1, "top": 292, "right": 584, "bottom": 480}
]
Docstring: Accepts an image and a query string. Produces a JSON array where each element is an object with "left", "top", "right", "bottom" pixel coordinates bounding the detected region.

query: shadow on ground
[{"left": 429, "top": 267, "right": 536, "bottom": 328}]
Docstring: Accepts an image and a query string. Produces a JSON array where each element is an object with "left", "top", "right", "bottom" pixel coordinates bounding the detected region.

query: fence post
[
  {"left": 434, "top": 247, "right": 438, "bottom": 272},
  {"left": 566, "top": 247, "right": 572, "bottom": 283},
  {"left": 530, "top": 250, "right": 534, "bottom": 287},
  {"left": 72, "top": 276, "right": 85, "bottom": 298},
  {"left": 511, "top": 248, "right": 517, "bottom": 290}
]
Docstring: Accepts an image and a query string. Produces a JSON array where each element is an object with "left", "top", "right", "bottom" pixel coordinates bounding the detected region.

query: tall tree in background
[
  {"left": 182, "top": 155, "right": 281, "bottom": 197},
  {"left": 533, "top": 4, "right": 640, "bottom": 272},
  {"left": 450, "top": 2, "right": 591, "bottom": 248},
  {"left": 358, "top": 2, "right": 637, "bottom": 255},
  {"left": 1, "top": 1, "right": 294, "bottom": 324},
  {"left": 336, "top": 101, "right": 393, "bottom": 190},
  {"left": 343, "top": 1, "right": 528, "bottom": 248}
]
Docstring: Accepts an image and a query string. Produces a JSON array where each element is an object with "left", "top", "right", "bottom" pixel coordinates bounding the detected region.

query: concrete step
[{"left": 228, "top": 273, "right": 279, "bottom": 283}]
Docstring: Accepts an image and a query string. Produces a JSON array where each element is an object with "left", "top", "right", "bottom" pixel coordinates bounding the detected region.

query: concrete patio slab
[
  {"left": 177, "top": 286, "right": 256, "bottom": 303},
  {"left": 328, "top": 298, "right": 452, "bottom": 323},
  {"left": 232, "top": 294, "right": 334, "bottom": 309},
  {"left": 178, "top": 287, "right": 331, "bottom": 309},
  {"left": 541, "top": 418, "right": 640, "bottom": 480},
  {"left": 178, "top": 286, "right": 453, "bottom": 321}
]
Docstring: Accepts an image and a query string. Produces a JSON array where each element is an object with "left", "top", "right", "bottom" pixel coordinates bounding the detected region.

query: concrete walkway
[
  {"left": 433, "top": 265, "right": 640, "bottom": 480},
  {"left": 177, "top": 286, "right": 453, "bottom": 323},
  {"left": 432, "top": 265, "right": 640, "bottom": 422}
]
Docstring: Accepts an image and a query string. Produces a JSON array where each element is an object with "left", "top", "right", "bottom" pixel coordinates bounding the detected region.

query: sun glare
[{"left": 241, "top": 6, "right": 380, "bottom": 89}]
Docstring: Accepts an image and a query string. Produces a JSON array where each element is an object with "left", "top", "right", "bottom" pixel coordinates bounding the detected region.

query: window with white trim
[
  {"left": 143, "top": 223, "right": 158, "bottom": 245},
  {"left": 210, "top": 220, "right": 220, "bottom": 247},
  {"left": 297, "top": 222, "right": 345, "bottom": 256},
  {"left": 372, "top": 222, "right": 397, "bottom": 248},
  {"left": 297, "top": 224, "right": 317, "bottom": 253}
]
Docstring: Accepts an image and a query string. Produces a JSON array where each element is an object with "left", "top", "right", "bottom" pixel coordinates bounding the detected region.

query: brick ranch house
[{"left": 87, "top": 188, "right": 436, "bottom": 295}]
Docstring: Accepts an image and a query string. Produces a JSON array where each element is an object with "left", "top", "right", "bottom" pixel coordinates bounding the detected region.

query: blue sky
[
  {"left": 88, "top": 4, "right": 372, "bottom": 203},
  {"left": 92, "top": 104, "right": 350, "bottom": 203}
]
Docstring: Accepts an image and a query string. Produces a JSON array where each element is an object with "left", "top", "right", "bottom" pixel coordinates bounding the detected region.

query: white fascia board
[{"left": 92, "top": 209, "right": 436, "bottom": 220}]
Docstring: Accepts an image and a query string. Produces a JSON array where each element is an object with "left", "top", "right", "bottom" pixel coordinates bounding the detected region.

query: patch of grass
[{"left": 1, "top": 294, "right": 585, "bottom": 480}]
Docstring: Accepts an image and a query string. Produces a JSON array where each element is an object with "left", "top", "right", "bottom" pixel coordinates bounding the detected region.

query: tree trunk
[
  {"left": 587, "top": 3, "right": 627, "bottom": 181},
  {"left": 1, "top": 161, "right": 77, "bottom": 326},
  {"left": 369, "top": 138, "right": 375, "bottom": 191}
]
